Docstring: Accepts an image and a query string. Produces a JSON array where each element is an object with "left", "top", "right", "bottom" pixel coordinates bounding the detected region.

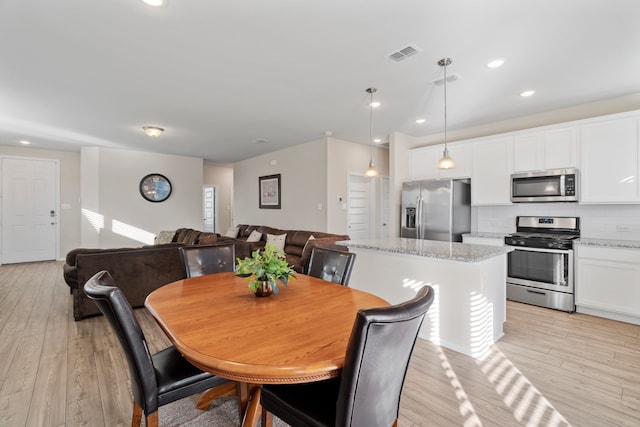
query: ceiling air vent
[{"left": 385, "top": 44, "right": 422, "bottom": 63}]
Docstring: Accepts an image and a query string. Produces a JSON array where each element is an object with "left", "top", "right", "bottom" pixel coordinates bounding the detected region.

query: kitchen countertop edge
[{"left": 337, "top": 238, "right": 511, "bottom": 263}]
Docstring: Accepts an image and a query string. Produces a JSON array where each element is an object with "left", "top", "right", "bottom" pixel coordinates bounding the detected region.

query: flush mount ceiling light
[
  {"left": 142, "top": 126, "right": 164, "bottom": 137},
  {"left": 141, "top": 0, "right": 167, "bottom": 6},
  {"left": 487, "top": 58, "right": 506, "bottom": 68},
  {"left": 364, "top": 87, "right": 379, "bottom": 178},
  {"left": 437, "top": 58, "right": 456, "bottom": 170},
  {"left": 520, "top": 90, "right": 536, "bottom": 97},
  {"left": 19, "top": 140, "right": 31, "bottom": 145}
]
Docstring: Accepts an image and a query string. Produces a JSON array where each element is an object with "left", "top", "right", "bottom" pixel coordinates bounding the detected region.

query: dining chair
[
  {"left": 306, "top": 247, "right": 356, "bottom": 286},
  {"left": 260, "top": 285, "right": 435, "bottom": 427},
  {"left": 179, "top": 243, "right": 235, "bottom": 278},
  {"left": 83, "top": 270, "right": 235, "bottom": 427}
]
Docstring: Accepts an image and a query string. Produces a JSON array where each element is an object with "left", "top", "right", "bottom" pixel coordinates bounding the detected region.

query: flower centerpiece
[{"left": 235, "top": 244, "right": 296, "bottom": 296}]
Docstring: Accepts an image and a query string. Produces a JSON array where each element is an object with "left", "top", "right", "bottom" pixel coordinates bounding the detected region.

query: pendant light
[
  {"left": 364, "top": 87, "right": 379, "bottom": 178},
  {"left": 437, "top": 58, "right": 456, "bottom": 170}
]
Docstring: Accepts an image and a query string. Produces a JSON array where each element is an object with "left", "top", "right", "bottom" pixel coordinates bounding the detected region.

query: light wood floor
[{"left": 0, "top": 261, "right": 639, "bottom": 426}]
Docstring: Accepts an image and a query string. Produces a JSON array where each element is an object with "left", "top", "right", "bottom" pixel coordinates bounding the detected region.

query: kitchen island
[{"left": 337, "top": 238, "right": 512, "bottom": 359}]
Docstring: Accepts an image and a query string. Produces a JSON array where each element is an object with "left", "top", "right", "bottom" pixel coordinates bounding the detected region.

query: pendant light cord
[
  {"left": 369, "top": 89, "right": 374, "bottom": 163},
  {"left": 443, "top": 60, "right": 448, "bottom": 150}
]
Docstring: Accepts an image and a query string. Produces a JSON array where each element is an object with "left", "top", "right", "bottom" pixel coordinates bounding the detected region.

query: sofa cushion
[{"left": 197, "top": 233, "right": 219, "bottom": 245}]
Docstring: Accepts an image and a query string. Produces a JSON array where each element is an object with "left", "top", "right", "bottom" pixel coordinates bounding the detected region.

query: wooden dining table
[{"left": 144, "top": 272, "right": 388, "bottom": 427}]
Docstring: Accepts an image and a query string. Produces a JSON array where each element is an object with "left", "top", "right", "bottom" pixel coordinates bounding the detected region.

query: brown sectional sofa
[
  {"left": 233, "top": 224, "right": 350, "bottom": 273},
  {"left": 64, "top": 225, "right": 350, "bottom": 320}
]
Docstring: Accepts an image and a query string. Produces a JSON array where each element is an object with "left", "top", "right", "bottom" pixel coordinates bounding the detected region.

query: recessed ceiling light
[
  {"left": 487, "top": 58, "right": 505, "bottom": 68},
  {"left": 373, "top": 138, "right": 382, "bottom": 143},
  {"left": 19, "top": 140, "right": 31, "bottom": 145},
  {"left": 142, "top": 126, "right": 164, "bottom": 137},
  {"left": 141, "top": 0, "right": 167, "bottom": 6},
  {"left": 255, "top": 139, "right": 268, "bottom": 144},
  {"left": 520, "top": 90, "right": 536, "bottom": 97},
  {"left": 415, "top": 118, "right": 426, "bottom": 124}
]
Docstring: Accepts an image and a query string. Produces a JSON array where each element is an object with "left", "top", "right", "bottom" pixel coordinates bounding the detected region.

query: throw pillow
[
  {"left": 266, "top": 233, "right": 287, "bottom": 251},
  {"left": 225, "top": 225, "right": 239, "bottom": 238},
  {"left": 301, "top": 235, "right": 316, "bottom": 258},
  {"left": 246, "top": 230, "right": 262, "bottom": 242},
  {"left": 154, "top": 230, "right": 176, "bottom": 245}
]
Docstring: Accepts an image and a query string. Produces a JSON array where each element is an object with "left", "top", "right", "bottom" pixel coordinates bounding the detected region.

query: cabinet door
[
  {"left": 544, "top": 127, "right": 577, "bottom": 170},
  {"left": 513, "top": 133, "right": 544, "bottom": 172},
  {"left": 471, "top": 136, "right": 513, "bottom": 205},
  {"left": 580, "top": 117, "right": 639, "bottom": 203},
  {"left": 576, "top": 247, "right": 640, "bottom": 315},
  {"left": 410, "top": 146, "right": 439, "bottom": 180}
]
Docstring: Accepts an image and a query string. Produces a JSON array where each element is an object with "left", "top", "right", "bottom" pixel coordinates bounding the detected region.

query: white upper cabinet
[
  {"left": 471, "top": 136, "right": 513, "bottom": 205},
  {"left": 409, "top": 145, "right": 439, "bottom": 180},
  {"left": 512, "top": 126, "right": 577, "bottom": 172},
  {"left": 409, "top": 142, "right": 471, "bottom": 181},
  {"left": 545, "top": 127, "right": 578, "bottom": 170},
  {"left": 580, "top": 116, "right": 639, "bottom": 203}
]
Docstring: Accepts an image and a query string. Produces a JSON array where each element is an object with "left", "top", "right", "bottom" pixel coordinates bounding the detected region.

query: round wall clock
[{"left": 139, "top": 173, "right": 172, "bottom": 202}]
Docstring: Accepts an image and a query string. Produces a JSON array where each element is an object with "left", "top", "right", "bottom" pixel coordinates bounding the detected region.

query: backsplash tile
[{"left": 474, "top": 203, "right": 640, "bottom": 240}]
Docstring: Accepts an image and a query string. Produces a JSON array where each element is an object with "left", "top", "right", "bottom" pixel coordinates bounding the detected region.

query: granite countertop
[
  {"left": 462, "top": 232, "right": 509, "bottom": 239},
  {"left": 336, "top": 237, "right": 512, "bottom": 263},
  {"left": 576, "top": 238, "right": 640, "bottom": 249}
]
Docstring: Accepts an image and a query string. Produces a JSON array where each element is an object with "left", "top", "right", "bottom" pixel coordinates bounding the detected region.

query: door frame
[
  {"left": 0, "top": 155, "right": 61, "bottom": 265},
  {"left": 347, "top": 171, "right": 376, "bottom": 239}
]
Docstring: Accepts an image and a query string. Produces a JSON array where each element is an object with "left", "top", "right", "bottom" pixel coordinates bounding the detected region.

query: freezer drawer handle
[{"left": 526, "top": 289, "right": 546, "bottom": 295}]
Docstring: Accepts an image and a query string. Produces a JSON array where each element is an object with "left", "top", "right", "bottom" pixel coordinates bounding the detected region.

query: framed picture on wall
[{"left": 259, "top": 174, "right": 281, "bottom": 209}]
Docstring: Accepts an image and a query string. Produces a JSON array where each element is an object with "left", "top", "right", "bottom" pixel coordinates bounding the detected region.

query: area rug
[{"left": 158, "top": 395, "right": 290, "bottom": 427}]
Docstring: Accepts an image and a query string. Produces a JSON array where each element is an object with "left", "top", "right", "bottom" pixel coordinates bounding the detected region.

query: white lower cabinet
[{"left": 576, "top": 245, "right": 640, "bottom": 323}]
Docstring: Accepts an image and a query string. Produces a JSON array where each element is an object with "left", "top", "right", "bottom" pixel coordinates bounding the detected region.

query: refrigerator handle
[{"left": 416, "top": 196, "right": 422, "bottom": 240}]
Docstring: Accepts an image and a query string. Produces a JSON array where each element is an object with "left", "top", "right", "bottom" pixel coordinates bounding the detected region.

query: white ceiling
[{"left": 1, "top": 0, "right": 639, "bottom": 164}]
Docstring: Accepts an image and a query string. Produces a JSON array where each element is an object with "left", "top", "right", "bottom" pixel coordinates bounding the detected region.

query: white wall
[
  {"left": 326, "top": 137, "right": 389, "bottom": 235},
  {"left": 203, "top": 162, "right": 233, "bottom": 234},
  {"left": 233, "top": 137, "right": 389, "bottom": 236},
  {"left": 233, "top": 139, "right": 328, "bottom": 231},
  {"left": 0, "top": 146, "right": 81, "bottom": 258},
  {"left": 80, "top": 147, "right": 203, "bottom": 248}
]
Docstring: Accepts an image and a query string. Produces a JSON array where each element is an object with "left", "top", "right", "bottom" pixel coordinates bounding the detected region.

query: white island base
[{"left": 342, "top": 240, "right": 508, "bottom": 359}]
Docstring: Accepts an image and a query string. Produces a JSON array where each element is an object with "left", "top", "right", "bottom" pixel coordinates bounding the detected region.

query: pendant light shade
[
  {"left": 437, "top": 58, "right": 456, "bottom": 170},
  {"left": 364, "top": 87, "right": 379, "bottom": 178}
]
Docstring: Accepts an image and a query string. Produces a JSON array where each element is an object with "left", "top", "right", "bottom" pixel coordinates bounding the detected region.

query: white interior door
[
  {"left": 203, "top": 185, "right": 217, "bottom": 233},
  {"left": 1, "top": 157, "right": 58, "bottom": 264},
  {"left": 347, "top": 173, "right": 372, "bottom": 240},
  {"left": 380, "top": 176, "right": 390, "bottom": 238}
]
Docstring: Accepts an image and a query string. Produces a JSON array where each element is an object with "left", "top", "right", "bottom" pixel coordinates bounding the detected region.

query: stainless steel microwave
[{"left": 511, "top": 168, "right": 578, "bottom": 202}]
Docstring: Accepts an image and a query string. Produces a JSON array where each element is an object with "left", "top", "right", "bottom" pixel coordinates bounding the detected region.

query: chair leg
[
  {"left": 196, "top": 381, "right": 238, "bottom": 410},
  {"left": 261, "top": 408, "right": 273, "bottom": 427},
  {"left": 145, "top": 412, "right": 159, "bottom": 427},
  {"left": 131, "top": 402, "right": 143, "bottom": 427}
]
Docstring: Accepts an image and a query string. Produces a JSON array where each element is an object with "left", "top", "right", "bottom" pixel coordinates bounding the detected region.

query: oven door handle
[{"left": 510, "top": 246, "right": 571, "bottom": 254}]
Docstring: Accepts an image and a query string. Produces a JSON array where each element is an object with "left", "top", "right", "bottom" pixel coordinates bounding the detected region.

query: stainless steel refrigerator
[{"left": 400, "top": 179, "right": 471, "bottom": 242}]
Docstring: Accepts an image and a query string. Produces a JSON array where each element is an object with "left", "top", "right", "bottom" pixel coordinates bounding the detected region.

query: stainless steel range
[{"left": 504, "top": 216, "right": 580, "bottom": 312}]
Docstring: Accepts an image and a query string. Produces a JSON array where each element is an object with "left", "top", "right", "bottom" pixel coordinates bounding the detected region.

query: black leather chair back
[
  {"left": 336, "top": 286, "right": 434, "bottom": 426},
  {"left": 179, "top": 243, "right": 235, "bottom": 278},
  {"left": 306, "top": 247, "right": 356, "bottom": 286},
  {"left": 83, "top": 271, "right": 159, "bottom": 415}
]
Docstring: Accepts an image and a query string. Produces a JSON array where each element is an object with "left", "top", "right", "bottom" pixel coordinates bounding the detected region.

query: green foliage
[{"left": 235, "top": 244, "right": 296, "bottom": 295}]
